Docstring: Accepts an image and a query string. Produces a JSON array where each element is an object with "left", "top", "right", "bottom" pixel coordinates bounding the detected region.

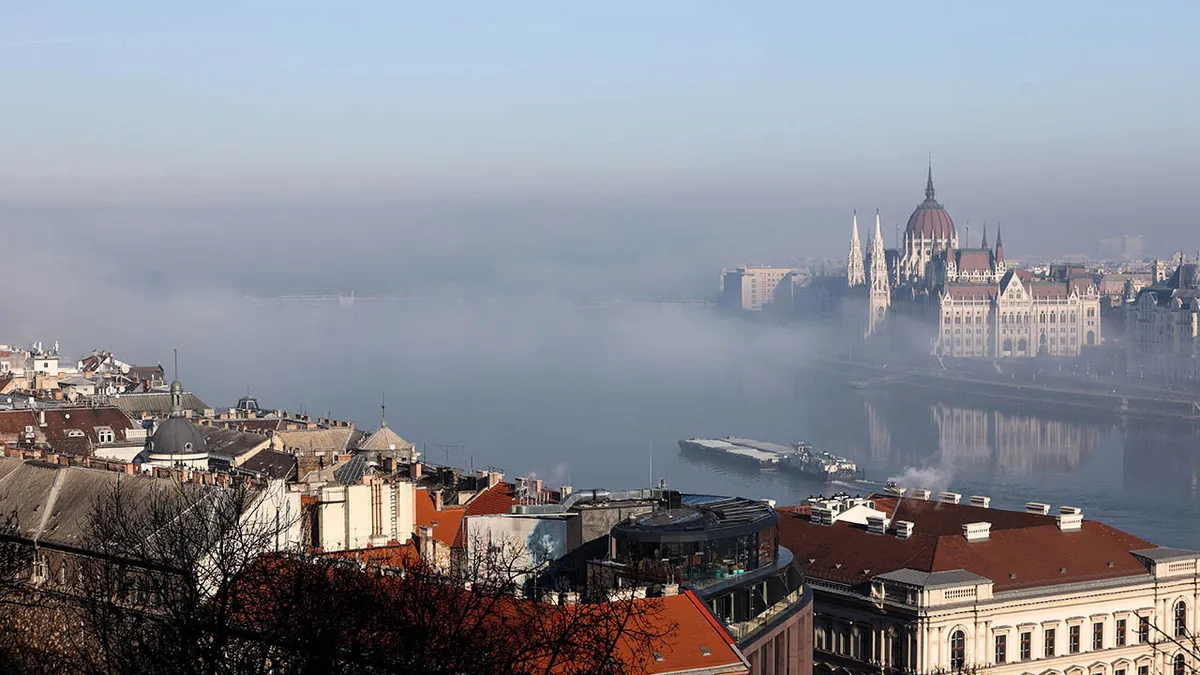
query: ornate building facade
[
  {"left": 1125, "top": 262, "right": 1200, "bottom": 381},
  {"left": 841, "top": 166, "right": 1102, "bottom": 357}
]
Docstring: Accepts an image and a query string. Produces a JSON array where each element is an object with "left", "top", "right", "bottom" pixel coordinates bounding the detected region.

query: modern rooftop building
[{"left": 603, "top": 493, "right": 813, "bottom": 675}]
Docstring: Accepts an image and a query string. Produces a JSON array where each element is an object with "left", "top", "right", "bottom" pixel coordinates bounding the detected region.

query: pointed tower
[
  {"left": 846, "top": 211, "right": 866, "bottom": 287},
  {"left": 981, "top": 223, "right": 988, "bottom": 250},
  {"left": 994, "top": 223, "right": 1006, "bottom": 275},
  {"left": 868, "top": 210, "right": 891, "bottom": 336}
]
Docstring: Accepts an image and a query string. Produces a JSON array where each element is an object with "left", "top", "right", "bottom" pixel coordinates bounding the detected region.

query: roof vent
[
  {"left": 894, "top": 520, "right": 915, "bottom": 539},
  {"left": 1107, "top": 561, "right": 1114, "bottom": 568},
  {"left": 1057, "top": 507, "right": 1082, "bottom": 532},
  {"left": 834, "top": 563, "right": 842, "bottom": 570},
  {"left": 700, "top": 646, "right": 711, "bottom": 657},
  {"left": 910, "top": 488, "right": 931, "bottom": 500},
  {"left": 938, "top": 491, "right": 961, "bottom": 505},
  {"left": 969, "top": 495, "right": 991, "bottom": 509},
  {"left": 1025, "top": 502, "right": 1051, "bottom": 516},
  {"left": 1009, "top": 573, "right": 1017, "bottom": 579},
  {"left": 1059, "top": 567, "right": 1067, "bottom": 574},
  {"left": 962, "top": 521, "right": 992, "bottom": 542},
  {"left": 866, "top": 515, "right": 888, "bottom": 536}
]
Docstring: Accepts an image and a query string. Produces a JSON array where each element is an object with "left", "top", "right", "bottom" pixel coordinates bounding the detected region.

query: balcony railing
[{"left": 725, "top": 584, "right": 811, "bottom": 642}]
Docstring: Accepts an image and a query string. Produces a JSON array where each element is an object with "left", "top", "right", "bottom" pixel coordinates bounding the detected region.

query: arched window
[
  {"left": 1176, "top": 601, "right": 1188, "bottom": 637},
  {"left": 1003, "top": 339, "right": 1013, "bottom": 354},
  {"left": 950, "top": 630, "right": 965, "bottom": 671},
  {"left": 1018, "top": 338, "right": 1028, "bottom": 353},
  {"left": 1175, "top": 654, "right": 1186, "bottom": 675}
]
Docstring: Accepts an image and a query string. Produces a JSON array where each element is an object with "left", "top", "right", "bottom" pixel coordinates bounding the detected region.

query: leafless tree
[{"left": 66, "top": 476, "right": 299, "bottom": 675}]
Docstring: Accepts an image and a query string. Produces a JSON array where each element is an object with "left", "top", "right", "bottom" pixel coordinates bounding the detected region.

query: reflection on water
[{"left": 785, "top": 371, "right": 1200, "bottom": 548}]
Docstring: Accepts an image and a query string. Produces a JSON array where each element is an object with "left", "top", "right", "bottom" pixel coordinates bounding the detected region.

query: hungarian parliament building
[{"left": 804, "top": 166, "right": 1103, "bottom": 358}]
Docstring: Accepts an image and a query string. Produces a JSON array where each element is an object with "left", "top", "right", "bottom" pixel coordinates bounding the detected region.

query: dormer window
[
  {"left": 96, "top": 428, "right": 115, "bottom": 444},
  {"left": 66, "top": 429, "right": 85, "bottom": 438}
]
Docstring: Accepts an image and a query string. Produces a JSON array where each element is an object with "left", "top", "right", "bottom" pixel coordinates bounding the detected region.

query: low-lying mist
[{"left": 2, "top": 199, "right": 838, "bottom": 492}]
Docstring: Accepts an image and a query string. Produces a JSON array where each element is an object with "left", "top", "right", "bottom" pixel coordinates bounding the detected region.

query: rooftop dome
[
  {"left": 147, "top": 417, "right": 208, "bottom": 460},
  {"left": 146, "top": 375, "right": 208, "bottom": 463},
  {"left": 905, "top": 165, "right": 956, "bottom": 241}
]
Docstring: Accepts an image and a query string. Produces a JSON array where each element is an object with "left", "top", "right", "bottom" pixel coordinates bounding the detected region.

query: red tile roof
[
  {"left": 414, "top": 487, "right": 465, "bottom": 547},
  {"left": 464, "top": 482, "right": 517, "bottom": 517},
  {"left": 611, "top": 590, "right": 747, "bottom": 675},
  {"left": 329, "top": 542, "right": 423, "bottom": 570},
  {"left": 777, "top": 495, "right": 1155, "bottom": 591},
  {"left": 953, "top": 250, "right": 993, "bottom": 272}
]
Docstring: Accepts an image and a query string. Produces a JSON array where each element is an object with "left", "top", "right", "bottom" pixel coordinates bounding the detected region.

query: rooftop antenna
[{"left": 380, "top": 392, "right": 387, "bottom": 428}]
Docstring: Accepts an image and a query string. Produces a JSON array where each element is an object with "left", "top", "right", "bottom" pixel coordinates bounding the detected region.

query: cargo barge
[{"left": 678, "top": 437, "right": 864, "bottom": 481}]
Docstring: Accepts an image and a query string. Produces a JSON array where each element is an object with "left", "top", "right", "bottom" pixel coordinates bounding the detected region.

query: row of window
[{"left": 952, "top": 605, "right": 1189, "bottom": 670}]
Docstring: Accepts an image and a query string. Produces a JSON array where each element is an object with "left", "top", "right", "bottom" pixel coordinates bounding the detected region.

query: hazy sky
[{"left": 3, "top": 3, "right": 1199, "bottom": 256}]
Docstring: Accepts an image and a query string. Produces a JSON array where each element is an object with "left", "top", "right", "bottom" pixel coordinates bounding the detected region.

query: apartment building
[{"left": 722, "top": 266, "right": 799, "bottom": 311}]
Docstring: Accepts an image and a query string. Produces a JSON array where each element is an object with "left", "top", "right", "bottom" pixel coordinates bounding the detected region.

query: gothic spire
[
  {"left": 847, "top": 210, "right": 865, "bottom": 287},
  {"left": 925, "top": 156, "right": 936, "bottom": 201},
  {"left": 870, "top": 210, "right": 888, "bottom": 287},
  {"left": 995, "top": 222, "right": 1004, "bottom": 262},
  {"left": 981, "top": 223, "right": 988, "bottom": 250},
  {"left": 380, "top": 392, "right": 388, "bottom": 428}
]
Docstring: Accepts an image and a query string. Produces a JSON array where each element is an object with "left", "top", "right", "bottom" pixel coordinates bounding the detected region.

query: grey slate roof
[
  {"left": 200, "top": 426, "right": 269, "bottom": 460},
  {"left": 332, "top": 453, "right": 373, "bottom": 485},
  {"left": 1131, "top": 547, "right": 1200, "bottom": 563},
  {"left": 239, "top": 450, "right": 297, "bottom": 481},
  {"left": 113, "top": 391, "right": 209, "bottom": 417},
  {"left": 875, "top": 568, "right": 992, "bottom": 588},
  {"left": 0, "top": 457, "right": 211, "bottom": 552}
]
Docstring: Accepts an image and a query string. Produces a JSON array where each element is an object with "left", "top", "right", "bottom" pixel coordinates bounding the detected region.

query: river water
[{"left": 185, "top": 299, "right": 1200, "bottom": 550}]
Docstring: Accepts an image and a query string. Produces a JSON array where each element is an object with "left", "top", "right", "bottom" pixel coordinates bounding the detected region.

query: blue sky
[{"left": 2, "top": 2, "right": 1199, "bottom": 253}]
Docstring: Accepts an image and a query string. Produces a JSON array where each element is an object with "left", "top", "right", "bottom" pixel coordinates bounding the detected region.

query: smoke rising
[{"left": 887, "top": 465, "right": 955, "bottom": 494}]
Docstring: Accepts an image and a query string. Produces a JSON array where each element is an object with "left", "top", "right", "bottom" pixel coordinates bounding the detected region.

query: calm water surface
[{"left": 191, "top": 300, "right": 1200, "bottom": 549}]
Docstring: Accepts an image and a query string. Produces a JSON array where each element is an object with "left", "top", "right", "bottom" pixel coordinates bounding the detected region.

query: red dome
[{"left": 905, "top": 167, "right": 956, "bottom": 240}]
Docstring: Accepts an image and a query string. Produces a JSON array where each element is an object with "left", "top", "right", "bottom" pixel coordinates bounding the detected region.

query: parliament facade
[{"left": 823, "top": 166, "right": 1103, "bottom": 358}]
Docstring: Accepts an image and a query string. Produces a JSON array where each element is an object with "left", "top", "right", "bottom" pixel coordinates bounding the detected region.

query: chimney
[
  {"left": 37, "top": 409, "right": 46, "bottom": 427},
  {"left": 561, "top": 591, "right": 579, "bottom": 605},
  {"left": 937, "top": 492, "right": 961, "bottom": 505},
  {"left": 866, "top": 515, "right": 888, "bottom": 536},
  {"left": 412, "top": 462, "right": 423, "bottom": 479},
  {"left": 910, "top": 488, "right": 931, "bottom": 500},
  {"left": 661, "top": 583, "right": 679, "bottom": 597},
  {"left": 1025, "top": 502, "right": 1051, "bottom": 516},
  {"left": 894, "top": 520, "right": 915, "bottom": 539},
  {"left": 1057, "top": 506, "right": 1083, "bottom": 532},
  {"left": 417, "top": 525, "right": 435, "bottom": 560},
  {"left": 433, "top": 490, "right": 443, "bottom": 512},
  {"left": 962, "top": 522, "right": 991, "bottom": 542},
  {"left": 969, "top": 495, "right": 991, "bottom": 509}
]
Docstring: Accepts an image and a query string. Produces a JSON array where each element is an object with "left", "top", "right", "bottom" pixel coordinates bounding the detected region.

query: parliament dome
[{"left": 905, "top": 166, "right": 956, "bottom": 240}]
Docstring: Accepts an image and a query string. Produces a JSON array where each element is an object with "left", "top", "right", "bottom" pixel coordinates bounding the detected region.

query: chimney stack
[
  {"left": 969, "top": 495, "right": 991, "bottom": 508},
  {"left": 433, "top": 490, "right": 443, "bottom": 512},
  {"left": 937, "top": 492, "right": 961, "bottom": 505},
  {"left": 962, "top": 522, "right": 992, "bottom": 542},
  {"left": 1057, "top": 506, "right": 1083, "bottom": 532},
  {"left": 1025, "top": 502, "right": 1051, "bottom": 516},
  {"left": 866, "top": 515, "right": 888, "bottom": 536},
  {"left": 895, "top": 520, "right": 915, "bottom": 539},
  {"left": 911, "top": 488, "right": 931, "bottom": 500}
]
